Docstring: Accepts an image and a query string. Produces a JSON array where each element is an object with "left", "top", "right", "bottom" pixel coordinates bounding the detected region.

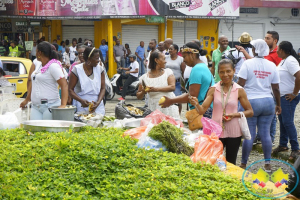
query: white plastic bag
[
  {"left": 0, "top": 108, "right": 20, "bottom": 130},
  {"left": 238, "top": 112, "right": 251, "bottom": 140},
  {"left": 183, "top": 130, "right": 203, "bottom": 147}
]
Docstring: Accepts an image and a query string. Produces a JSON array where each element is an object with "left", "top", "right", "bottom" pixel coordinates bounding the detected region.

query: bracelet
[{"left": 291, "top": 93, "right": 297, "bottom": 97}]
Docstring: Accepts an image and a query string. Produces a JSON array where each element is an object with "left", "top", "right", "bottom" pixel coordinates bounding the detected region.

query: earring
[{"left": 87, "top": 61, "right": 91, "bottom": 65}]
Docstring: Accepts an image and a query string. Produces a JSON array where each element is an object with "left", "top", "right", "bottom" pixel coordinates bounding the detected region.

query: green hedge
[{"left": 0, "top": 127, "right": 258, "bottom": 199}]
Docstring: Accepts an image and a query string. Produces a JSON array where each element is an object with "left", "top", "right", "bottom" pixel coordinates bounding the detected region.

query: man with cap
[
  {"left": 232, "top": 32, "right": 254, "bottom": 82},
  {"left": 117, "top": 54, "right": 139, "bottom": 101}
]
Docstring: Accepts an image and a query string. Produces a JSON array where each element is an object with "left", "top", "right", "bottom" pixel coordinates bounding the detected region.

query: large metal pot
[{"left": 49, "top": 106, "right": 76, "bottom": 121}]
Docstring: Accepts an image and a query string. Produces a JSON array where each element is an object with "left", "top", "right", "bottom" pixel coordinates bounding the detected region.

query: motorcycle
[
  {"left": 102, "top": 67, "right": 114, "bottom": 104},
  {"left": 107, "top": 69, "right": 139, "bottom": 100}
]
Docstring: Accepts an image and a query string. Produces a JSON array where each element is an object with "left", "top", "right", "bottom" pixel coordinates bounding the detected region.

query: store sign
[
  {"left": 0, "top": 0, "right": 239, "bottom": 19},
  {"left": 145, "top": 16, "right": 165, "bottom": 23},
  {"left": 16, "top": 21, "right": 28, "bottom": 26},
  {"left": 240, "top": 8, "right": 258, "bottom": 14},
  {"left": 0, "top": 0, "right": 14, "bottom": 11},
  {"left": 0, "top": 22, "right": 12, "bottom": 31}
]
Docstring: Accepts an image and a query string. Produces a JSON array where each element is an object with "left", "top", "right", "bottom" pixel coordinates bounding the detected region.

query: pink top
[{"left": 212, "top": 82, "right": 243, "bottom": 138}]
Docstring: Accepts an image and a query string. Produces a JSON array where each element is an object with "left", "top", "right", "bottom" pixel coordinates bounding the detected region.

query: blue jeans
[
  {"left": 116, "top": 57, "right": 125, "bottom": 69},
  {"left": 257, "top": 98, "right": 277, "bottom": 142},
  {"left": 125, "top": 57, "right": 130, "bottom": 68},
  {"left": 137, "top": 58, "right": 145, "bottom": 76},
  {"left": 278, "top": 94, "right": 300, "bottom": 151},
  {"left": 241, "top": 98, "right": 274, "bottom": 164},
  {"left": 174, "top": 82, "right": 182, "bottom": 96},
  {"left": 31, "top": 100, "right": 61, "bottom": 120}
]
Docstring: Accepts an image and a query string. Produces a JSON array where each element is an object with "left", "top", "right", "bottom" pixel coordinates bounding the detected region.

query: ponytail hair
[
  {"left": 183, "top": 42, "right": 207, "bottom": 57},
  {"left": 37, "top": 41, "right": 58, "bottom": 60},
  {"left": 278, "top": 41, "right": 300, "bottom": 65},
  {"left": 191, "top": 39, "right": 207, "bottom": 56}
]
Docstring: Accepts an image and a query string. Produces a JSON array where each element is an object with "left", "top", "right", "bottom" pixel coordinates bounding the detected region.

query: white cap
[{"left": 250, "top": 39, "right": 269, "bottom": 57}]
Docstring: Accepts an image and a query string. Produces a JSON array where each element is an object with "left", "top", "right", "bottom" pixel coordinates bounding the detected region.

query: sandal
[
  {"left": 289, "top": 150, "right": 300, "bottom": 160},
  {"left": 272, "top": 146, "right": 289, "bottom": 155}
]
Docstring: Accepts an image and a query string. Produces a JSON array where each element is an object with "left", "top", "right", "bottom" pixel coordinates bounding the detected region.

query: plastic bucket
[{"left": 49, "top": 106, "right": 76, "bottom": 121}]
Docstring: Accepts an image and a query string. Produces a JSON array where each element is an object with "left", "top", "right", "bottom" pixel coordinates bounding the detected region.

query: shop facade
[{"left": 219, "top": 7, "right": 300, "bottom": 50}]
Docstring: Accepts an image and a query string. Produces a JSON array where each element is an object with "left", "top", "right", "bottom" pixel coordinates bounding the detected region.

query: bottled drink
[{"left": 216, "top": 158, "right": 226, "bottom": 171}]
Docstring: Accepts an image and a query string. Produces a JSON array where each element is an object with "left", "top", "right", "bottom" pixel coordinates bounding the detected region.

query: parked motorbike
[
  {"left": 102, "top": 67, "right": 114, "bottom": 104},
  {"left": 108, "top": 69, "right": 139, "bottom": 100}
]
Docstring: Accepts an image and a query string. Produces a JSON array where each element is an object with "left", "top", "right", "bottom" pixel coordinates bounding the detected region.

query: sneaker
[
  {"left": 272, "top": 146, "right": 289, "bottom": 155},
  {"left": 240, "top": 163, "right": 247, "bottom": 170},
  {"left": 118, "top": 97, "right": 125, "bottom": 101},
  {"left": 253, "top": 137, "right": 258, "bottom": 145},
  {"left": 289, "top": 150, "right": 300, "bottom": 160},
  {"left": 257, "top": 138, "right": 261, "bottom": 144},
  {"left": 264, "top": 164, "right": 272, "bottom": 173}
]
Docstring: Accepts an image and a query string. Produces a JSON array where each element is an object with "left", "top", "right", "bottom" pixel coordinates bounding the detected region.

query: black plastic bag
[
  {"left": 115, "top": 100, "right": 152, "bottom": 120},
  {"left": 286, "top": 157, "right": 300, "bottom": 198}
]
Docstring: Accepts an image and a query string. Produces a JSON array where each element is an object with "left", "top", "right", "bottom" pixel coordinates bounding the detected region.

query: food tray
[{"left": 22, "top": 120, "right": 86, "bottom": 133}]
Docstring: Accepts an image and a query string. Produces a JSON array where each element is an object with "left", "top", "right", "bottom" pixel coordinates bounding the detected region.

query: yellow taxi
[{"left": 1, "top": 56, "right": 32, "bottom": 98}]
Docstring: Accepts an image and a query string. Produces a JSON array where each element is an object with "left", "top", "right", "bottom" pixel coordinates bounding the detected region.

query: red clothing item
[{"left": 264, "top": 46, "right": 282, "bottom": 66}]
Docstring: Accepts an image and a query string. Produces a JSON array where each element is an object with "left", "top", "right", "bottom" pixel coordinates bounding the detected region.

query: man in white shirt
[
  {"left": 62, "top": 47, "right": 71, "bottom": 73},
  {"left": 69, "top": 40, "right": 77, "bottom": 64},
  {"left": 233, "top": 32, "right": 254, "bottom": 82},
  {"left": 30, "top": 40, "right": 37, "bottom": 61},
  {"left": 117, "top": 54, "right": 139, "bottom": 100}
]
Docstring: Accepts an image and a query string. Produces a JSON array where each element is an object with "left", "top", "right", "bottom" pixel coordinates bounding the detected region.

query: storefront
[
  {"left": 218, "top": 7, "right": 300, "bottom": 50},
  {"left": 62, "top": 20, "right": 95, "bottom": 43},
  {"left": 0, "top": 0, "right": 238, "bottom": 77}
]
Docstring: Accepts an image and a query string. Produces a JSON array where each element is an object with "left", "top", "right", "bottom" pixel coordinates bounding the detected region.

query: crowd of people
[{"left": 1, "top": 30, "right": 300, "bottom": 170}]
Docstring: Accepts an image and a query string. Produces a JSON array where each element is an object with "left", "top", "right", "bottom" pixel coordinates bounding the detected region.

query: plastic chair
[{"left": 0, "top": 98, "right": 31, "bottom": 123}]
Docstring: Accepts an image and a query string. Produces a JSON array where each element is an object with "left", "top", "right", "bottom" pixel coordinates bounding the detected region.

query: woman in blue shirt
[
  {"left": 160, "top": 42, "right": 214, "bottom": 118},
  {"left": 99, "top": 39, "right": 108, "bottom": 71}
]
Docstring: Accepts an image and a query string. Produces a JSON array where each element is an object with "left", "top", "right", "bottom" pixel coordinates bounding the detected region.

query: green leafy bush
[{"left": 0, "top": 127, "right": 257, "bottom": 199}]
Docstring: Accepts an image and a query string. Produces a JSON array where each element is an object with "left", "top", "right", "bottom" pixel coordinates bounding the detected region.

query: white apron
[{"left": 73, "top": 64, "right": 105, "bottom": 115}]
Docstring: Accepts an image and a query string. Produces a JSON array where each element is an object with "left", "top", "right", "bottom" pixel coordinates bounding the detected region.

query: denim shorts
[{"left": 174, "top": 81, "right": 182, "bottom": 96}]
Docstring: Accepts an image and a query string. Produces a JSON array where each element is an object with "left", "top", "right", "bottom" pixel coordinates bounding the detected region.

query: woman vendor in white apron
[{"left": 68, "top": 47, "right": 105, "bottom": 115}]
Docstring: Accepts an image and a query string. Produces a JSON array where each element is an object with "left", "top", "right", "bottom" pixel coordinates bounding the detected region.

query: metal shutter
[
  {"left": 121, "top": 25, "right": 159, "bottom": 54},
  {"left": 172, "top": 21, "right": 198, "bottom": 48},
  {"left": 62, "top": 20, "right": 95, "bottom": 42},
  {"left": 219, "top": 20, "right": 264, "bottom": 42},
  {"left": 274, "top": 24, "right": 300, "bottom": 51}
]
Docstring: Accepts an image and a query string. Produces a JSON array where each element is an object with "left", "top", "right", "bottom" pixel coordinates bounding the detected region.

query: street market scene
[{"left": 0, "top": 0, "right": 300, "bottom": 199}]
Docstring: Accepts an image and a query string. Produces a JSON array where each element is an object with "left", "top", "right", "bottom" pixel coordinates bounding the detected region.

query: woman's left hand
[
  {"left": 148, "top": 87, "right": 159, "bottom": 92},
  {"left": 285, "top": 94, "right": 296, "bottom": 102},
  {"left": 223, "top": 113, "right": 235, "bottom": 121},
  {"left": 188, "top": 96, "right": 199, "bottom": 107},
  {"left": 90, "top": 101, "right": 100, "bottom": 113}
]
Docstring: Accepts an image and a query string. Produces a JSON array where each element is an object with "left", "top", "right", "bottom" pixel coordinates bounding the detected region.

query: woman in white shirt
[
  {"left": 237, "top": 39, "right": 281, "bottom": 172},
  {"left": 22, "top": 41, "right": 68, "bottom": 120},
  {"left": 273, "top": 41, "right": 300, "bottom": 160},
  {"left": 165, "top": 44, "right": 186, "bottom": 114},
  {"left": 69, "top": 47, "right": 106, "bottom": 115},
  {"left": 136, "top": 50, "right": 180, "bottom": 119}
]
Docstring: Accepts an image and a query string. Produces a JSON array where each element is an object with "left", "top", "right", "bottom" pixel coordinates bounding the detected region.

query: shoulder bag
[{"left": 185, "top": 75, "right": 213, "bottom": 131}]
